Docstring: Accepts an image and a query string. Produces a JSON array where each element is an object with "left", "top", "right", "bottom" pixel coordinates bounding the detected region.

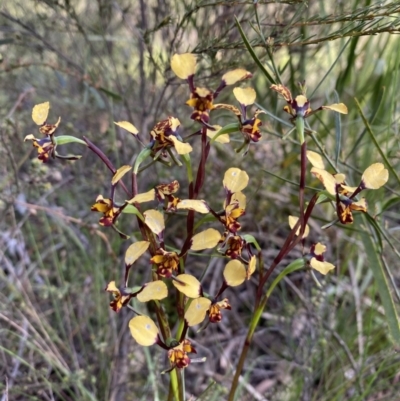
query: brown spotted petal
[
  {"left": 168, "top": 339, "right": 196, "bottom": 369},
  {"left": 39, "top": 117, "right": 61, "bottom": 136},
  {"left": 156, "top": 180, "right": 180, "bottom": 198},
  {"left": 91, "top": 195, "right": 122, "bottom": 226},
  {"left": 186, "top": 87, "right": 214, "bottom": 123},
  {"left": 213, "top": 103, "right": 241, "bottom": 117},
  {"left": 241, "top": 114, "right": 263, "bottom": 142},
  {"left": 336, "top": 195, "right": 367, "bottom": 224},
  {"left": 150, "top": 249, "right": 179, "bottom": 278},
  {"left": 209, "top": 298, "right": 231, "bottom": 323},
  {"left": 24, "top": 135, "right": 55, "bottom": 163},
  {"left": 105, "top": 281, "right": 134, "bottom": 312},
  {"left": 150, "top": 117, "right": 181, "bottom": 144},
  {"left": 270, "top": 84, "right": 293, "bottom": 103},
  {"left": 224, "top": 235, "right": 244, "bottom": 259}
]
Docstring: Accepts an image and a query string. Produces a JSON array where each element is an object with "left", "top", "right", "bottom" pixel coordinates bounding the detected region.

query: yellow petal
[
  {"left": 352, "top": 198, "right": 367, "bottom": 211},
  {"left": 223, "top": 168, "right": 249, "bottom": 193},
  {"left": 32, "top": 102, "right": 50, "bottom": 125},
  {"left": 172, "top": 274, "right": 202, "bottom": 298},
  {"left": 231, "top": 192, "right": 246, "bottom": 209},
  {"left": 223, "top": 260, "right": 246, "bottom": 287},
  {"left": 306, "top": 151, "right": 325, "bottom": 169},
  {"left": 294, "top": 95, "right": 308, "bottom": 109},
  {"left": 185, "top": 297, "right": 212, "bottom": 326},
  {"left": 137, "top": 281, "right": 168, "bottom": 302},
  {"left": 288, "top": 215, "right": 310, "bottom": 238},
  {"left": 341, "top": 184, "right": 358, "bottom": 194},
  {"left": 111, "top": 165, "right": 132, "bottom": 185},
  {"left": 114, "top": 121, "right": 139, "bottom": 135},
  {"left": 144, "top": 209, "right": 165, "bottom": 236},
  {"left": 129, "top": 315, "right": 159, "bottom": 346},
  {"left": 169, "top": 136, "right": 193, "bottom": 154},
  {"left": 177, "top": 199, "right": 209, "bottom": 214},
  {"left": 334, "top": 174, "right": 346, "bottom": 184},
  {"left": 24, "top": 134, "right": 37, "bottom": 142},
  {"left": 127, "top": 189, "right": 156, "bottom": 204},
  {"left": 246, "top": 255, "right": 256, "bottom": 279},
  {"left": 222, "top": 69, "right": 252, "bottom": 85},
  {"left": 190, "top": 228, "right": 221, "bottom": 251},
  {"left": 310, "top": 167, "right": 337, "bottom": 195},
  {"left": 321, "top": 103, "right": 348, "bottom": 114},
  {"left": 233, "top": 87, "right": 256, "bottom": 106},
  {"left": 169, "top": 117, "right": 181, "bottom": 132},
  {"left": 206, "top": 125, "right": 230, "bottom": 144},
  {"left": 310, "top": 258, "right": 335, "bottom": 275},
  {"left": 314, "top": 242, "right": 326, "bottom": 256},
  {"left": 362, "top": 163, "right": 388, "bottom": 189},
  {"left": 125, "top": 241, "right": 150, "bottom": 266},
  {"left": 105, "top": 280, "right": 119, "bottom": 293},
  {"left": 171, "top": 53, "right": 196, "bottom": 79}
]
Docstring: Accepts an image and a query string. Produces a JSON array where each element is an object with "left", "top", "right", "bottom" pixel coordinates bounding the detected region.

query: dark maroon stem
[{"left": 83, "top": 136, "right": 131, "bottom": 197}]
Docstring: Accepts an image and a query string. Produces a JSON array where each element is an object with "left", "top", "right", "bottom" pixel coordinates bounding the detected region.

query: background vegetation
[{"left": 1, "top": 0, "right": 400, "bottom": 400}]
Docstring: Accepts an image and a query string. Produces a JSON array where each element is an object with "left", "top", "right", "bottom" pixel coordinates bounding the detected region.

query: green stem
[
  {"left": 168, "top": 368, "right": 180, "bottom": 401},
  {"left": 228, "top": 259, "right": 305, "bottom": 400},
  {"left": 227, "top": 295, "right": 268, "bottom": 401}
]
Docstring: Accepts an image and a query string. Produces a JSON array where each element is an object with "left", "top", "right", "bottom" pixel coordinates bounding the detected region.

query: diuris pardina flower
[
  {"left": 150, "top": 248, "right": 180, "bottom": 278},
  {"left": 270, "top": 83, "right": 348, "bottom": 121},
  {"left": 307, "top": 151, "right": 388, "bottom": 224},
  {"left": 221, "top": 168, "right": 249, "bottom": 234},
  {"left": 129, "top": 316, "right": 197, "bottom": 370},
  {"left": 208, "top": 298, "right": 231, "bottom": 323},
  {"left": 168, "top": 339, "right": 196, "bottom": 369},
  {"left": 105, "top": 281, "right": 135, "bottom": 312},
  {"left": 25, "top": 102, "right": 81, "bottom": 162},
  {"left": 184, "top": 297, "right": 231, "bottom": 326},
  {"left": 91, "top": 195, "right": 125, "bottom": 227},
  {"left": 308, "top": 243, "right": 336, "bottom": 275},
  {"left": 213, "top": 87, "right": 264, "bottom": 149},
  {"left": 115, "top": 117, "right": 192, "bottom": 162},
  {"left": 149, "top": 116, "right": 192, "bottom": 156},
  {"left": 105, "top": 280, "right": 168, "bottom": 312},
  {"left": 224, "top": 235, "right": 245, "bottom": 259},
  {"left": 171, "top": 53, "right": 252, "bottom": 126}
]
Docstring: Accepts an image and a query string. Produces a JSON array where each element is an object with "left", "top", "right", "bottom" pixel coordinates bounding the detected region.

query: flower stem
[
  {"left": 227, "top": 295, "right": 268, "bottom": 401},
  {"left": 168, "top": 368, "right": 180, "bottom": 401}
]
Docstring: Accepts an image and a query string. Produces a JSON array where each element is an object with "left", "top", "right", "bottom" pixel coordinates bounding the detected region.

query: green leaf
[
  {"left": 355, "top": 97, "right": 400, "bottom": 187},
  {"left": 381, "top": 196, "right": 400, "bottom": 212},
  {"left": 266, "top": 259, "right": 305, "bottom": 298},
  {"left": 360, "top": 215, "right": 400, "bottom": 346},
  {"left": 209, "top": 122, "right": 240, "bottom": 144},
  {"left": 242, "top": 234, "right": 261, "bottom": 251},
  {"left": 122, "top": 205, "right": 144, "bottom": 221},
  {"left": 99, "top": 87, "right": 123, "bottom": 101},
  {"left": 234, "top": 17, "right": 276, "bottom": 85},
  {"left": 54, "top": 135, "right": 87, "bottom": 146},
  {"left": 133, "top": 147, "right": 152, "bottom": 174}
]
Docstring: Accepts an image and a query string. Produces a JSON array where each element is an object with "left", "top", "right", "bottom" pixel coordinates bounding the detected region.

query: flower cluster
[
  {"left": 307, "top": 151, "right": 388, "bottom": 224},
  {"left": 25, "top": 54, "right": 390, "bottom": 382},
  {"left": 25, "top": 102, "right": 82, "bottom": 162}
]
